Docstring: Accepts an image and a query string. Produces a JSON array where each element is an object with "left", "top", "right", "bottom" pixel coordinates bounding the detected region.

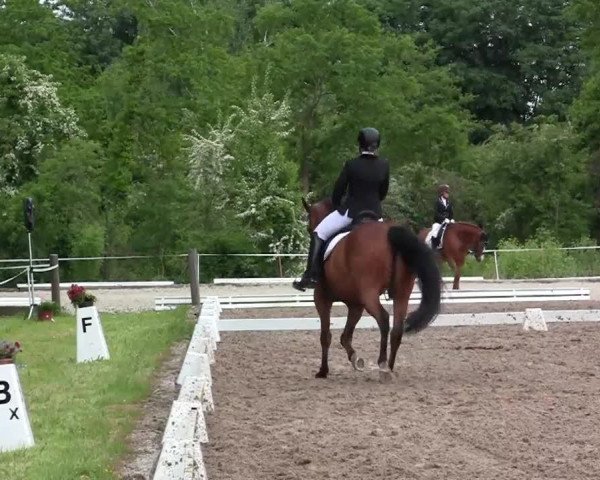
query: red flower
[{"left": 67, "top": 284, "right": 96, "bottom": 307}]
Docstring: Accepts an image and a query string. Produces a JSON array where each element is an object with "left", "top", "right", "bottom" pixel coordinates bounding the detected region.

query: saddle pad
[{"left": 323, "top": 232, "right": 351, "bottom": 260}]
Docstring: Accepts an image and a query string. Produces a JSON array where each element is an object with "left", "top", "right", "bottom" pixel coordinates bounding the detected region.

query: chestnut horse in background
[
  {"left": 418, "top": 222, "right": 488, "bottom": 290},
  {"left": 301, "top": 198, "right": 441, "bottom": 382}
]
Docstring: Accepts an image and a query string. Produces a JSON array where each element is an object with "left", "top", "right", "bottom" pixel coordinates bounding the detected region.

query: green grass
[{"left": 0, "top": 308, "right": 194, "bottom": 480}]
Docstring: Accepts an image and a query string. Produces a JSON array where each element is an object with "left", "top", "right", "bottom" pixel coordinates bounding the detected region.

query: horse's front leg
[
  {"left": 443, "top": 257, "right": 459, "bottom": 290},
  {"left": 452, "top": 258, "right": 464, "bottom": 290},
  {"left": 314, "top": 284, "right": 333, "bottom": 378}
]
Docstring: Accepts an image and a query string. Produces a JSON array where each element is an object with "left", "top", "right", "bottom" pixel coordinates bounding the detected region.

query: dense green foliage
[{"left": 1, "top": 0, "right": 599, "bottom": 280}]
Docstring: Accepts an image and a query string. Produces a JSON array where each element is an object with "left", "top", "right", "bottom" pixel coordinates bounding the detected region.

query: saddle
[{"left": 321, "top": 210, "right": 381, "bottom": 262}]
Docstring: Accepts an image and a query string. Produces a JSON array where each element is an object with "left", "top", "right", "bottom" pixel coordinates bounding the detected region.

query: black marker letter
[{"left": 82, "top": 316, "right": 93, "bottom": 333}]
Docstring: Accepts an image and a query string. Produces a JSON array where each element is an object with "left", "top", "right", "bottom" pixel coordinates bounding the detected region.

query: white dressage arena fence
[
  {"left": 154, "top": 287, "right": 590, "bottom": 311},
  {"left": 153, "top": 297, "right": 221, "bottom": 480},
  {"left": 0, "top": 297, "right": 41, "bottom": 308},
  {"left": 16, "top": 280, "right": 175, "bottom": 291},
  {"left": 212, "top": 276, "right": 485, "bottom": 285}
]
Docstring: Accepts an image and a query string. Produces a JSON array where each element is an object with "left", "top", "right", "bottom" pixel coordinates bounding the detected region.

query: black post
[
  {"left": 188, "top": 249, "right": 200, "bottom": 307},
  {"left": 50, "top": 254, "right": 60, "bottom": 308}
]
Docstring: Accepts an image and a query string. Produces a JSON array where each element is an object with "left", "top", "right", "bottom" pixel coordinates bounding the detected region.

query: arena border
[{"left": 152, "top": 297, "right": 221, "bottom": 480}]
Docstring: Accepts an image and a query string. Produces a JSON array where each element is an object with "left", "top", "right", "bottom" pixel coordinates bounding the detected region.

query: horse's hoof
[
  {"left": 350, "top": 353, "right": 365, "bottom": 371},
  {"left": 378, "top": 364, "right": 393, "bottom": 383},
  {"left": 315, "top": 370, "right": 328, "bottom": 378},
  {"left": 379, "top": 368, "right": 394, "bottom": 383}
]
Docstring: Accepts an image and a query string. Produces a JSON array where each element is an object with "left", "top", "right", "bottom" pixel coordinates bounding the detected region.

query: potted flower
[
  {"left": 37, "top": 300, "right": 60, "bottom": 321},
  {"left": 67, "top": 284, "right": 97, "bottom": 309},
  {"left": 0, "top": 340, "right": 22, "bottom": 365}
]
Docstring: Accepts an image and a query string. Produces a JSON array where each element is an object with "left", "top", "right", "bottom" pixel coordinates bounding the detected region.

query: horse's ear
[{"left": 301, "top": 197, "right": 311, "bottom": 213}]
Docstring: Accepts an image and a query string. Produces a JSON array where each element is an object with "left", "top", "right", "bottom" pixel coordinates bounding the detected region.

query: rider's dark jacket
[
  {"left": 434, "top": 197, "right": 454, "bottom": 224},
  {"left": 331, "top": 154, "right": 390, "bottom": 218}
]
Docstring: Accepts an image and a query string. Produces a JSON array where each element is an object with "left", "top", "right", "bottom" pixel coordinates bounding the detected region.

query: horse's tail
[{"left": 387, "top": 225, "right": 441, "bottom": 334}]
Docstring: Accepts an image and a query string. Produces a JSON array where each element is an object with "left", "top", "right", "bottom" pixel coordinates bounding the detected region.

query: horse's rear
[{"left": 323, "top": 221, "right": 393, "bottom": 304}]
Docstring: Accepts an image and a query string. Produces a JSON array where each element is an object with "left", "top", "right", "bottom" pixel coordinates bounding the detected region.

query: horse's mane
[
  {"left": 318, "top": 197, "right": 334, "bottom": 210},
  {"left": 450, "top": 221, "right": 487, "bottom": 244},
  {"left": 453, "top": 221, "right": 483, "bottom": 230}
]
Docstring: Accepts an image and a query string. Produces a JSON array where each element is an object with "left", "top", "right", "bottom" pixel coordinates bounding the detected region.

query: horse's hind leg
[
  {"left": 389, "top": 274, "right": 416, "bottom": 372},
  {"left": 314, "top": 285, "right": 333, "bottom": 379},
  {"left": 363, "top": 294, "right": 392, "bottom": 383},
  {"left": 340, "top": 305, "right": 365, "bottom": 371}
]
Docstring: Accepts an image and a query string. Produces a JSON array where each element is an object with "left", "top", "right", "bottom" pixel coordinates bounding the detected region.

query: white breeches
[
  {"left": 314, "top": 210, "right": 353, "bottom": 240},
  {"left": 426, "top": 219, "right": 453, "bottom": 243},
  {"left": 314, "top": 210, "right": 383, "bottom": 241}
]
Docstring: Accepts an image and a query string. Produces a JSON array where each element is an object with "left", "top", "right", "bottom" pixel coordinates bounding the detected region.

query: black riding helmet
[{"left": 358, "top": 127, "right": 380, "bottom": 153}]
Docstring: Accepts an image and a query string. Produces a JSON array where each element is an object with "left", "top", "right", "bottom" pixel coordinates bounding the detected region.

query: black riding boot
[{"left": 292, "top": 233, "right": 324, "bottom": 292}]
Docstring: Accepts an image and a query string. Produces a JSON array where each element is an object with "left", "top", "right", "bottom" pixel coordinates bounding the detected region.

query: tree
[
  {"left": 250, "top": 0, "right": 471, "bottom": 192},
  {"left": 0, "top": 54, "right": 83, "bottom": 193},
  {"left": 371, "top": 0, "right": 585, "bottom": 139},
  {"left": 186, "top": 75, "right": 305, "bottom": 255},
  {"left": 473, "top": 121, "right": 592, "bottom": 242}
]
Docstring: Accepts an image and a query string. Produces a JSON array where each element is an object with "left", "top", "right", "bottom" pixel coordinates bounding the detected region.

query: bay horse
[
  {"left": 301, "top": 198, "right": 441, "bottom": 382},
  {"left": 418, "top": 222, "right": 488, "bottom": 290}
]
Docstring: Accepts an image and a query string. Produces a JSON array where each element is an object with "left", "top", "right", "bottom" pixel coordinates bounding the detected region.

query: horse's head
[
  {"left": 472, "top": 223, "right": 488, "bottom": 262},
  {"left": 452, "top": 222, "right": 488, "bottom": 262},
  {"left": 301, "top": 197, "right": 334, "bottom": 232}
]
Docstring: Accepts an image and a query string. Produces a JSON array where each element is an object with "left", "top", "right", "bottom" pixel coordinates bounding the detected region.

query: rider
[
  {"left": 429, "top": 184, "right": 454, "bottom": 249},
  {"left": 292, "top": 127, "right": 390, "bottom": 292}
]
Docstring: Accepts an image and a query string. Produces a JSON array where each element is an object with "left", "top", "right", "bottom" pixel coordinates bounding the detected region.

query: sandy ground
[
  {"left": 202, "top": 323, "right": 600, "bottom": 480},
  {"left": 10, "top": 279, "right": 594, "bottom": 479}
]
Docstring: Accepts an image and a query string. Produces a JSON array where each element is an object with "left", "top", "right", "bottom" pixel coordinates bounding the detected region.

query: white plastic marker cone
[
  {"left": 162, "top": 400, "right": 208, "bottom": 444},
  {"left": 76, "top": 306, "right": 110, "bottom": 363},
  {"left": 179, "top": 375, "right": 214, "bottom": 413},
  {"left": 153, "top": 440, "right": 208, "bottom": 480},
  {"left": 177, "top": 353, "right": 212, "bottom": 386},
  {"left": 523, "top": 308, "right": 548, "bottom": 332},
  {"left": 0, "top": 363, "right": 34, "bottom": 453},
  {"left": 189, "top": 331, "right": 214, "bottom": 364}
]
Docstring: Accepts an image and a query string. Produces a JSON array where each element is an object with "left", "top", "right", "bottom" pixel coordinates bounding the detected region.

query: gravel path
[{"left": 2, "top": 278, "right": 599, "bottom": 314}]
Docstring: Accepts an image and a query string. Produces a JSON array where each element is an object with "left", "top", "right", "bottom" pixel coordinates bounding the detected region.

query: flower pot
[
  {"left": 78, "top": 301, "right": 95, "bottom": 308},
  {"left": 37, "top": 310, "right": 54, "bottom": 321},
  {"left": 0, "top": 358, "right": 14, "bottom": 365}
]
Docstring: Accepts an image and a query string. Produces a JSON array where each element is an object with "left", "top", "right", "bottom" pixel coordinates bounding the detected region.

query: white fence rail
[
  {"left": 15, "top": 281, "right": 175, "bottom": 291},
  {"left": 154, "top": 288, "right": 590, "bottom": 311},
  {"left": 212, "top": 276, "right": 485, "bottom": 285},
  {"left": 1, "top": 243, "right": 600, "bottom": 284}
]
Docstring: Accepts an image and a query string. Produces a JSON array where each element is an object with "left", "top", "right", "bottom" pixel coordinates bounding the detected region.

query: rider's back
[{"left": 333, "top": 154, "right": 389, "bottom": 219}]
